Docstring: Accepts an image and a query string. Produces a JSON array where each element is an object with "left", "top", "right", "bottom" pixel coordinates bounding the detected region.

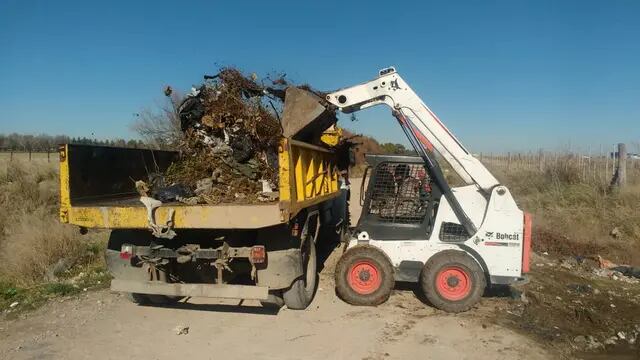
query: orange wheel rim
[
  {"left": 348, "top": 261, "right": 382, "bottom": 295},
  {"left": 435, "top": 266, "right": 471, "bottom": 301}
]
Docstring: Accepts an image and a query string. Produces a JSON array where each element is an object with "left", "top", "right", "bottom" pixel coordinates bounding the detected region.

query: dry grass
[
  {"left": 489, "top": 160, "right": 640, "bottom": 265},
  {"left": 0, "top": 160, "right": 107, "bottom": 288}
]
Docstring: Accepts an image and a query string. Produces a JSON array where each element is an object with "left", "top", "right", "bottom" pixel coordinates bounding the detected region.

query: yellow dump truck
[{"left": 59, "top": 90, "right": 349, "bottom": 309}]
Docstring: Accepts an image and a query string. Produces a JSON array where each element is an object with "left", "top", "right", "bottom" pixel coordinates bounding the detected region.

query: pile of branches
[{"left": 163, "top": 68, "right": 285, "bottom": 204}]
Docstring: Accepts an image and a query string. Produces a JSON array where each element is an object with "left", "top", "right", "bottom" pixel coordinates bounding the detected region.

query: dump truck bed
[{"left": 59, "top": 139, "right": 340, "bottom": 229}]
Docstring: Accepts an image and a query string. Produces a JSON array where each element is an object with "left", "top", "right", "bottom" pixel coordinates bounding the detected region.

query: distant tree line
[
  {"left": 380, "top": 143, "right": 415, "bottom": 155},
  {"left": 0, "top": 133, "right": 146, "bottom": 151}
]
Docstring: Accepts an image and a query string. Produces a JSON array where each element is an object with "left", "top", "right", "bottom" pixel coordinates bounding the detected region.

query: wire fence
[
  {"left": 478, "top": 147, "right": 640, "bottom": 186},
  {"left": 0, "top": 151, "right": 56, "bottom": 163}
]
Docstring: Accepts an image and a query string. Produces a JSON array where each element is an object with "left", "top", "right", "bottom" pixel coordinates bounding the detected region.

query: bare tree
[{"left": 131, "top": 93, "right": 182, "bottom": 150}]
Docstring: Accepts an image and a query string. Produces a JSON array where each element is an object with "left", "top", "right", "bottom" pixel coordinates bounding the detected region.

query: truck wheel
[
  {"left": 126, "top": 293, "right": 150, "bottom": 304},
  {"left": 106, "top": 230, "right": 180, "bottom": 306},
  {"left": 420, "top": 250, "right": 486, "bottom": 313},
  {"left": 260, "top": 291, "right": 284, "bottom": 309},
  {"left": 282, "top": 233, "right": 317, "bottom": 310},
  {"left": 335, "top": 245, "right": 394, "bottom": 306},
  {"left": 145, "top": 266, "right": 182, "bottom": 305},
  {"left": 123, "top": 265, "right": 180, "bottom": 305}
]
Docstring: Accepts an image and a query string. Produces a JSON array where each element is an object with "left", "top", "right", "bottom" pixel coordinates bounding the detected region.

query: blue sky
[{"left": 1, "top": 0, "right": 638, "bottom": 153}]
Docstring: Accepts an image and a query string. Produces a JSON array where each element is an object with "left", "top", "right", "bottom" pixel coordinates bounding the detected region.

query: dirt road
[
  {"left": 0, "top": 263, "right": 551, "bottom": 360},
  {"left": 0, "top": 178, "right": 554, "bottom": 360}
]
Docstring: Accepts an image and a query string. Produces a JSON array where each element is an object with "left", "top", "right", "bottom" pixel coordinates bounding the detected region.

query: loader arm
[{"left": 325, "top": 67, "right": 501, "bottom": 234}]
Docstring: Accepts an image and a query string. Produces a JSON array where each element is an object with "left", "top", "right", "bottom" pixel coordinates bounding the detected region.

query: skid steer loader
[{"left": 288, "top": 67, "right": 531, "bottom": 312}]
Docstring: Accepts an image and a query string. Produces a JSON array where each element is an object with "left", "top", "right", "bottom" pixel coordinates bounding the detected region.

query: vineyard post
[{"left": 614, "top": 143, "right": 627, "bottom": 187}]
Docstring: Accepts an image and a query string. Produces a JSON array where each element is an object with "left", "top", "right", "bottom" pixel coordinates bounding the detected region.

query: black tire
[
  {"left": 335, "top": 245, "right": 394, "bottom": 306},
  {"left": 260, "top": 291, "right": 285, "bottom": 309},
  {"left": 123, "top": 266, "right": 180, "bottom": 306},
  {"left": 420, "top": 250, "right": 486, "bottom": 313},
  {"left": 145, "top": 266, "right": 182, "bottom": 305},
  {"left": 126, "top": 293, "right": 150, "bottom": 304},
  {"left": 107, "top": 230, "right": 181, "bottom": 305},
  {"left": 282, "top": 236, "right": 317, "bottom": 310}
]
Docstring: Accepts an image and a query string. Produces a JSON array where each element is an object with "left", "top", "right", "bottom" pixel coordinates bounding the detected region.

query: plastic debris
[{"left": 174, "top": 325, "right": 189, "bottom": 335}]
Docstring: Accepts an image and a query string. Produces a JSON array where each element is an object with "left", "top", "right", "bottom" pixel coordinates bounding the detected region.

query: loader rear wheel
[
  {"left": 420, "top": 250, "right": 486, "bottom": 313},
  {"left": 335, "top": 246, "right": 394, "bottom": 306}
]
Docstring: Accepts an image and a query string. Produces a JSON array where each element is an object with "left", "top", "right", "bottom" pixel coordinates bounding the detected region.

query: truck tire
[
  {"left": 127, "top": 293, "right": 150, "bottom": 304},
  {"left": 106, "top": 230, "right": 180, "bottom": 305},
  {"left": 335, "top": 245, "right": 394, "bottom": 306},
  {"left": 282, "top": 231, "right": 317, "bottom": 310},
  {"left": 144, "top": 266, "right": 182, "bottom": 305},
  {"left": 121, "top": 265, "right": 180, "bottom": 306},
  {"left": 420, "top": 250, "right": 486, "bottom": 313},
  {"left": 260, "top": 291, "right": 284, "bottom": 309}
]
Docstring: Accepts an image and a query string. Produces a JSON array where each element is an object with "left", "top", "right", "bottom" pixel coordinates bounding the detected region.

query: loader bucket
[{"left": 281, "top": 87, "right": 337, "bottom": 140}]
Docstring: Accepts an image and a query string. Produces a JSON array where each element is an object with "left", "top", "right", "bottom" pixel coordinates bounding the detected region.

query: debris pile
[
  {"left": 135, "top": 68, "right": 349, "bottom": 205},
  {"left": 492, "top": 251, "right": 640, "bottom": 358},
  {"left": 161, "top": 69, "right": 290, "bottom": 204}
]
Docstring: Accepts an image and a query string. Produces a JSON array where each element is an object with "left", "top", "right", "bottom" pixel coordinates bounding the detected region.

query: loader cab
[{"left": 358, "top": 155, "right": 442, "bottom": 240}]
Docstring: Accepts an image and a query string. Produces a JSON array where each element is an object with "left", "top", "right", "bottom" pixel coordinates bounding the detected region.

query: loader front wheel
[
  {"left": 335, "top": 246, "right": 394, "bottom": 306},
  {"left": 420, "top": 250, "right": 486, "bottom": 313}
]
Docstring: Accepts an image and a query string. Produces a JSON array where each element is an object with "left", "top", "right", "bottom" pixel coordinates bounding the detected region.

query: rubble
[
  {"left": 611, "top": 265, "right": 640, "bottom": 279},
  {"left": 44, "top": 258, "right": 72, "bottom": 282},
  {"left": 143, "top": 68, "right": 339, "bottom": 205},
  {"left": 494, "top": 252, "right": 640, "bottom": 358},
  {"left": 174, "top": 325, "right": 189, "bottom": 335},
  {"left": 591, "top": 255, "right": 640, "bottom": 284}
]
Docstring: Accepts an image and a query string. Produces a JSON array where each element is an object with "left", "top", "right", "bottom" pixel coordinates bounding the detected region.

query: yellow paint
[
  {"left": 278, "top": 138, "right": 291, "bottom": 202},
  {"left": 66, "top": 204, "right": 282, "bottom": 229},
  {"left": 59, "top": 144, "right": 71, "bottom": 223},
  {"left": 320, "top": 127, "right": 342, "bottom": 147},
  {"left": 60, "top": 137, "right": 341, "bottom": 230}
]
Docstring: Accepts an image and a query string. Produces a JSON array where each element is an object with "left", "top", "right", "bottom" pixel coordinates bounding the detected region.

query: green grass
[{"left": 0, "top": 262, "right": 112, "bottom": 317}]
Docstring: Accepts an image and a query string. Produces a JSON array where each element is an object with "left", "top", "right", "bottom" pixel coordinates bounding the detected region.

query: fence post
[
  {"left": 10, "top": 150, "right": 13, "bottom": 162},
  {"left": 507, "top": 152, "right": 511, "bottom": 170},
  {"left": 538, "top": 149, "right": 544, "bottom": 172},
  {"left": 605, "top": 147, "right": 609, "bottom": 181},
  {"left": 614, "top": 143, "right": 627, "bottom": 187},
  {"left": 47, "top": 150, "right": 50, "bottom": 162},
  {"left": 29, "top": 150, "right": 32, "bottom": 161}
]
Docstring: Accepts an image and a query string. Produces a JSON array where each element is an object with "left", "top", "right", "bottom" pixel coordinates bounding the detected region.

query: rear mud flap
[{"left": 256, "top": 248, "right": 303, "bottom": 290}]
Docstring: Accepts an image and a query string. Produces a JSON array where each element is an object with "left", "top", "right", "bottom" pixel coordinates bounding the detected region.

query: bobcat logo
[{"left": 484, "top": 231, "right": 494, "bottom": 238}]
